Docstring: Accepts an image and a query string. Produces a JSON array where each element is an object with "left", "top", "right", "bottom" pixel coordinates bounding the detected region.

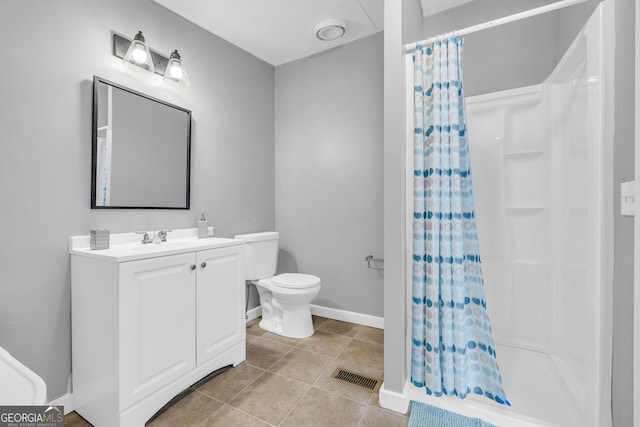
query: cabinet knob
[
  {"left": 190, "top": 264, "right": 196, "bottom": 270},
  {"left": 201, "top": 262, "right": 207, "bottom": 268}
]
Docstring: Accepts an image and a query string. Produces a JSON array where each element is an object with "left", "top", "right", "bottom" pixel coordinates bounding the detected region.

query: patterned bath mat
[{"left": 408, "top": 401, "right": 497, "bottom": 427}]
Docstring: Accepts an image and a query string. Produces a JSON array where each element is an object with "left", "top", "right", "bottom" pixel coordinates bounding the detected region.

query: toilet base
[
  {"left": 255, "top": 278, "right": 320, "bottom": 339},
  {"left": 259, "top": 304, "right": 314, "bottom": 339}
]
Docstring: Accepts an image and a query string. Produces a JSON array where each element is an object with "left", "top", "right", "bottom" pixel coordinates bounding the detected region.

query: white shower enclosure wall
[{"left": 401, "top": 3, "right": 613, "bottom": 426}]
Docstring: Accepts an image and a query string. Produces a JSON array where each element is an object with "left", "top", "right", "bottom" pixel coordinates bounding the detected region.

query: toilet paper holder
[{"left": 365, "top": 255, "right": 384, "bottom": 271}]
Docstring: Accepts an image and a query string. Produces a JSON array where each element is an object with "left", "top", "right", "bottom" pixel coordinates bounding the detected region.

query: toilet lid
[{"left": 271, "top": 273, "right": 321, "bottom": 289}]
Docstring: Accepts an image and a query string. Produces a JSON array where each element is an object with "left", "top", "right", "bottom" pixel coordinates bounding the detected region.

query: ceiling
[
  {"left": 152, "top": 0, "right": 385, "bottom": 66},
  {"left": 421, "top": 0, "right": 476, "bottom": 16}
]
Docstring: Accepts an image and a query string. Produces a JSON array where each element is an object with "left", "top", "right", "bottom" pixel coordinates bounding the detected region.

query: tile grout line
[
  {"left": 227, "top": 403, "right": 279, "bottom": 427},
  {"left": 355, "top": 406, "right": 367, "bottom": 427},
  {"left": 276, "top": 383, "right": 315, "bottom": 427},
  {"left": 196, "top": 368, "right": 282, "bottom": 427},
  {"left": 250, "top": 337, "right": 297, "bottom": 371},
  {"left": 249, "top": 339, "right": 379, "bottom": 408},
  {"left": 295, "top": 340, "right": 352, "bottom": 358},
  {"left": 251, "top": 321, "right": 385, "bottom": 402},
  {"left": 254, "top": 331, "right": 353, "bottom": 361},
  {"left": 305, "top": 341, "right": 380, "bottom": 407},
  {"left": 244, "top": 319, "right": 385, "bottom": 423},
  {"left": 334, "top": 336, "right": 353, "bottom": 360},
  {"left": 197, "top": 402, "right": 279, "bottom": 427},
  {"left": 200, "top": 367, "right": 267, "bottom": 410},
  {"left": 193, "top": 390, "right": 226, "bottom": 405}
]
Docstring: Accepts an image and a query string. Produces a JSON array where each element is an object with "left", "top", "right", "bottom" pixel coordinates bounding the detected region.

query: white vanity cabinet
[
  {"left": 70, "top": 233, "right": 245, "bottom": 427},
  {"left": 119, "top": 253, "right": 197, "bottom": 410},
  {"left": 196, "top": 247, "right": 246, "bottom": 366}
]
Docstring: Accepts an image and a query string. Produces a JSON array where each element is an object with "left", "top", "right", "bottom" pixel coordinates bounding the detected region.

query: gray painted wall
[
  {"left": 0, "top": 0, "right": 275, "bottom": 401},
  {"left": 403, "top": 0, "right": 424, "bottom": 45},
  {"left": 274, "top": 33, "right": 384, "bottom": 317},
  {"left": 611, "top": 1, "right": 635, "bottom": 425},
  {"left": 422, "top": 3, "right": 557, "bottom": 96},
  {"left": 555, "top": 1, "right": 600, "bottom": 55}
]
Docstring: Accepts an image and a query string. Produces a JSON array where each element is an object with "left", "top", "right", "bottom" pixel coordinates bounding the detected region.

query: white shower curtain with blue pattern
[{"left": 410, "top": 36, "right": 509, "bottom": 406}]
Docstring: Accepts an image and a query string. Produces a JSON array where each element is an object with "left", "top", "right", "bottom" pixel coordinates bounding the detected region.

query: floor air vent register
[{"left": 330, "top": 368, "right": 381, "bottom": 392}]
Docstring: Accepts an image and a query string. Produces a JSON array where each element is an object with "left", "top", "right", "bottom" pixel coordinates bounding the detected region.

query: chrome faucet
[
  {"left": 156, "top": 230, "right": 172, "bottom": 242},
  {"left": 135, "top": 230, "right": 172, "bottom": 244}
]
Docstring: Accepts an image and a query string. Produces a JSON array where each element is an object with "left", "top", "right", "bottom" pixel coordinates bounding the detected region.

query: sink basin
[
  {"left": 130, "top": 241, "right": 191, "bottom": 251},
  {"left": 0, "top": 346, "right": 47, "bottom": 405}
]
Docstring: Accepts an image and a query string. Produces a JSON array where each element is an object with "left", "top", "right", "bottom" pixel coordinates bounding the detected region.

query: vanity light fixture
[
  {"left": 163, "top": 50, "right": 190, "bottom": 87},
  {"left": 112, "top": 31, "right": 190, "bottom": 87},
  {"left": 314, "top": 19, "right": 347, "bottom": 41},
  {"left": 122, "top": 31, "right": 155, "bottom": 73}
]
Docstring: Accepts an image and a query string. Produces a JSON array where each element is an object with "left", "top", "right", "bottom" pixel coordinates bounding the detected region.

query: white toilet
[{"left": 234, "top": 231, "right": 321, "bottom": 338}]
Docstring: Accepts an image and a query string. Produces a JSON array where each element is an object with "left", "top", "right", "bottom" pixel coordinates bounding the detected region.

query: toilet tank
[{"left": 234, "top": 231, "right": 279, "bottom": 280}]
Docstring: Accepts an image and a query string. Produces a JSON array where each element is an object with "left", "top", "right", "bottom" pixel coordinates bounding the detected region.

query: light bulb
[
  {"left": 122, "top": 31, "right": 155, "bottom": 73},
  {"left": 163, "top": 50, "right": 190, "bottom": 87},
  {"left": 168, "top": 64, "right": 183, "bottom": 79},
  {"left": 131, "top": 45, "right": 147, "bottom": 63}
]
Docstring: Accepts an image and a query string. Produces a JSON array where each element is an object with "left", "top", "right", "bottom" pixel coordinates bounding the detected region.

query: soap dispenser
[{"left": 197, "top": 212, "right": 208, "bottom": 239}]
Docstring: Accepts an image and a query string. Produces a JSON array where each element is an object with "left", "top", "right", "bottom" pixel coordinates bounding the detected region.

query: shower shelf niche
[
  {"left": 504, "top": 206, "right": 546, "bottom": 210},
  {"left": 503, "top": 150, "right": 545, "bottom": 157}
]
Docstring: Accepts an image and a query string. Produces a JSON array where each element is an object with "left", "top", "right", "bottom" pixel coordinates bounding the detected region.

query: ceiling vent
[{"left": 315, "top": 19, "right": 347, "bottom": 41}]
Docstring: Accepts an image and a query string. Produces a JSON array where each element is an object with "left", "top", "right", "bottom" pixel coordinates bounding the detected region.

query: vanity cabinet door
[
  {"left": 196, "top": 246, "right": 245, "bottom": 366},
  {"left": 118, "top": 253, "right": 197, "bottom": 409}
]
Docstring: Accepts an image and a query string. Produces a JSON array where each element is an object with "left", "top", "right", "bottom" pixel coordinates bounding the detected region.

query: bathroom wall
[
  {"left": 0, "top": 0, "right": 275, "bottom": 401},
  {"left": 274, "top": 33, "right": 384, "bottom": 318},
  {"left": 555, "top": 0, "right": 601, "bottom": 54},
  {"left": 403, "top": 0, "right": 424, "bottom": 46},
  {"left": 422, "top": 3, "right": 557, "bottom": 96},
  {"left": 610, "top": 0, "right": 635, "bottom": 425}
]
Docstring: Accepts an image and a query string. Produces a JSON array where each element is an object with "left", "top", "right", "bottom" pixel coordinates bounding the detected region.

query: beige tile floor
[{"left": 65, "top": 316, "right": 409, "bottom": 427}]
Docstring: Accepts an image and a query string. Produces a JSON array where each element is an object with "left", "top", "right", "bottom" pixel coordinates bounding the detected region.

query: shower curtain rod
[{"left": 404, "top": 0, "right": 590, "bottom": 53}]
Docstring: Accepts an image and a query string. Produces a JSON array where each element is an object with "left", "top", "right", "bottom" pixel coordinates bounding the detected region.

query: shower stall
[{"left": 402, "top": 2, "right": 614, "bottom": 426}]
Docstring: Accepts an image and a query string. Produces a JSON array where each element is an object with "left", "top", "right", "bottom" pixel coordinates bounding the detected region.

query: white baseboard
[
  {"left": 246, "top": 306, "right": 262, "bottom": 323},
  {"left": 379, "top": 381, "right": 410, "bottom": 414},
  {"left": 248, "top": 304, "right": 384, "bottom": 329},
  {"left": 49, "top": 392, "right": 74, "bottom": 414},
  {"left": 310, "top": 304, "right": 384, "bottom": 329}
]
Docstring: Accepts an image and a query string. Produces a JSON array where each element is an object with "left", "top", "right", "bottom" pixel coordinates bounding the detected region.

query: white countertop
[{"left": 69, "top": 228, "right": 244, "bottom": 262}]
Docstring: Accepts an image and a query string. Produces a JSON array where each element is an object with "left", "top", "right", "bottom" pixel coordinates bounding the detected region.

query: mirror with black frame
[{"left": 91, "top": 76, "right": 191, "bottom": 209}]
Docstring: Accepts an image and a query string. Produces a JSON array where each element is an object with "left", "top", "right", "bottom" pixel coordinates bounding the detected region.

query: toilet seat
[{"left": 271, "top": 273, "right": 320, "bottom": 289}]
